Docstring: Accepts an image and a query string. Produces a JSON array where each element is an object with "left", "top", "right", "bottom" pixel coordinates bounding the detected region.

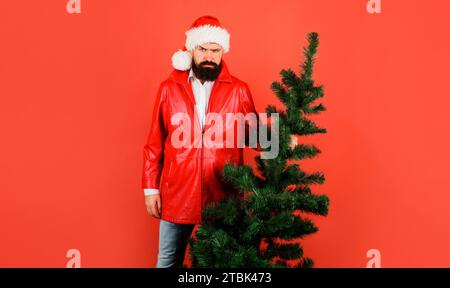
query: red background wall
[{"left": 1, "top": 0, "right": 449, "bottom": 267}]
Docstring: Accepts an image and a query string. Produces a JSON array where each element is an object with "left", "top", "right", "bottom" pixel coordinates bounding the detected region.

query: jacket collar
[{"left": 169, "top": 59, "right": 232, "bottom": 85}]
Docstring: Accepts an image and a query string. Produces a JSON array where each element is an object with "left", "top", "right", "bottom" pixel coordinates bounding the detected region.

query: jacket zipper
[
  {"left": 200, "top": 128, "right": 204, "bottom": 221},
  {"left": 201, "top": 82, "right": 218, "bottom": 221},
  {"left": 183, "top": 83, "right": 206, "bottom": 222},
  {"left": 185, "top": 81, "right": 218, "bottom": 222}
]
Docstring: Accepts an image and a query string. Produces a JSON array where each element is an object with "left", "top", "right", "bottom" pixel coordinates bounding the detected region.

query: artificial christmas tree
[{"left": 189, "top": 32, "right": 329, "bottom": 268}]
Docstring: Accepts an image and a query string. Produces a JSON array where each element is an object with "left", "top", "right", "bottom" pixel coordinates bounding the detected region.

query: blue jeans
[{"left": 156, "top": 219, "right": 195, "bottom": 268}]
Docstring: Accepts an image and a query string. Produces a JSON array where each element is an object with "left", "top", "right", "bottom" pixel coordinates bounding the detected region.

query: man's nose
[{"left": 205, "top": 51, "right": 214, "bottom": 61}]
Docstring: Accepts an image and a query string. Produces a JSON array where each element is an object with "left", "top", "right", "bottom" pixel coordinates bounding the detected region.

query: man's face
[
  {"left": 191, "top": 43, "right": 223, "bottom": 82},
  {"left": 192, "top": 42, "right": 223, "bottom": 67}
]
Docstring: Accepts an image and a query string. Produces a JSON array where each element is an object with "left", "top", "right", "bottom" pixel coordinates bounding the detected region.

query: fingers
[
  {"left": 152, "top": 202, "right": 160, "bottom": 218},
  {"left": 145, "top": 195, "right": 161, "bottom": 219},
  {"left": 290, "top": 135, "right": 298, "bottom": 149},
  {"left": 146, "top": 204, "right": 155, "bottom": 217},
  {"left": 157, "top": 197, "right": 161, "bottom": 214}
]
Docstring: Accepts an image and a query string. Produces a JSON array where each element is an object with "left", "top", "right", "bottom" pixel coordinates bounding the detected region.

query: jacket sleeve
[
  {"left": 142, "top": 82, "right": 168, "bottom": 189},
  {"left": 241, "top": 84, "right": 263, "bottom": 152}
]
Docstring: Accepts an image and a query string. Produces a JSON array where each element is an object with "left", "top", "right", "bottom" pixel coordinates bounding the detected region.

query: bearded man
[{"left": 142, "top": 15, "right": 296, "bottom": 268}]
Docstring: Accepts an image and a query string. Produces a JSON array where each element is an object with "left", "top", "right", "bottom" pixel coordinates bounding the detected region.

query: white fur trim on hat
[
  {"left": 171, "top": 49, "right": 192, "bottom": 71},
  {"left": 185, "top": 25, "right": 230, "bottom": 53}
]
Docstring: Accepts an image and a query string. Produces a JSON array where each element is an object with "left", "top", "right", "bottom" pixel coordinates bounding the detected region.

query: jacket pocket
[{"left": 162, "top": 157, "right": 201, "bottom": 216}]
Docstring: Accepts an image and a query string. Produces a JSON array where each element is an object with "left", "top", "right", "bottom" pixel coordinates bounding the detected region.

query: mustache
[{"left": 199, "top": 61, "right": 218, "bottom": 68}]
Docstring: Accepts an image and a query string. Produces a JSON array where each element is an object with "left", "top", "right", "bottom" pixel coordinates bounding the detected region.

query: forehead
[{"left": 197, "top": 42, "right": 222, "bottom": 50}]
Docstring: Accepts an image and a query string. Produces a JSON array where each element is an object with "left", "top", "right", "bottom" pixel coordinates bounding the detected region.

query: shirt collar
[{"left": 188, "top": 68, "right": 195, "bottom": 83}]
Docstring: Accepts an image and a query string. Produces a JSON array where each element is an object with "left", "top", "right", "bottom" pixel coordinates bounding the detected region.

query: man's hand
[
  {"left": 145, "top": 194, "right": 161, "bottom": 218},
  {"left": 289, "top": 135, "right": 298, "bottom": 149}
]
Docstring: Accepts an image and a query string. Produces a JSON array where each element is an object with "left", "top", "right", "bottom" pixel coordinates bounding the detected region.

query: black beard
[{"left": 191, "top": 60, "right": 222, "bottom": 82}]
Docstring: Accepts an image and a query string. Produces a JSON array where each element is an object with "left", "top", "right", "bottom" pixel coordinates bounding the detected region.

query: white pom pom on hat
[
  {"left": 171, "top": 15, "right": 230, "bottom": 71},
  {"left": 171, "top": 48, "right": 192, "bottom": 71}
]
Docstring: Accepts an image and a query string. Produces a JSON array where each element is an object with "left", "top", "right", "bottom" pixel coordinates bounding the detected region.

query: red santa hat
[{"left": 171, "top": 15, "right": 230, "bottom": 71}]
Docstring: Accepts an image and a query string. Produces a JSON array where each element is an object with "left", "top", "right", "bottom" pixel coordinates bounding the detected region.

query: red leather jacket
[{"left": 142, "top": 60, "right": 258, "bottom": 224}]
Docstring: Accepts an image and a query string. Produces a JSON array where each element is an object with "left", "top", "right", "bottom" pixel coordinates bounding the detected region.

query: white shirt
[{"left": 144, "top": 69, "right": 215, "bottom": 196}]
